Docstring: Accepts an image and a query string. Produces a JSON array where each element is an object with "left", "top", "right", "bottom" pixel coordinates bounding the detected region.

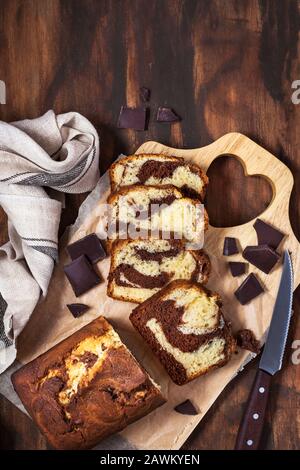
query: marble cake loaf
[
  {"left": 107, "top": 239, "right": 211, "bottom": 303},
  {"left": 130, "top": 280, "right": 235, "bottom": 385},
  {"left": 109, "top": 153, "right": 209, "bottom": 200},
  {"left": 107, "top": 185, "right": 208, "bottom": 247},
  {"left": 12, "top": 317, "right": 164, "bottom": 450}
]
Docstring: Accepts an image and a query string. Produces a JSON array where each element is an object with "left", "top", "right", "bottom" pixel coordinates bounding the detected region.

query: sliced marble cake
[
  {"left": 109, "top": 153, "right": 208, "bottom": 200},
  {"left": 107, "top": 239, "right": 211, "bottom": 303},
  {"left": 106, "top": 185, "right": 208, "bottom": 248},
  {"left": 130, "top": 280, "right": 235, "bottom": 385}
]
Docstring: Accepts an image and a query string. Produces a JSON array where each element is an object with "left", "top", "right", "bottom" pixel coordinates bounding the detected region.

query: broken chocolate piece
[
  {"left": 234, "top": 273, "right": 264, "bottom": 305},
  {"left": 174, "top": 399, "right": 198, "bottom": 415},
  {"left": 254, "top": 219, "right": 284, "bottom": 250},
  {"left": 67, "top": 303, "right": 89, "bottom": 318},
  {"left": 117, "top": 106, "right": 147, "bottom": 131},
  {"left": 64, "top": 255, "right": 102, "bottom": 297},
  {"left": 236, "top": 329, "right": 260, "bottom": 354},
  {"left": 140, "top": 87, "right": 151, "bottom": 102},
  {"left": 243, "top": 245, "right": 280, "bottom": 274},
  {"left": 229, "top": 262, "right": 247, "bottom": 277},
  {"left": 156, "top": 107, "right": 181, "bottom": 122},
  {"left": 67, "top": 233, "right": 106, "bottom": 264},
  {"left": 223, "top": 237, "right": 239, "bottom": 256}
]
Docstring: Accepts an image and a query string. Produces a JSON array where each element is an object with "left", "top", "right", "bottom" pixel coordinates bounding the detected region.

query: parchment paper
[{"left": 1, "top": 156, "right": 279, "bottom": 450}]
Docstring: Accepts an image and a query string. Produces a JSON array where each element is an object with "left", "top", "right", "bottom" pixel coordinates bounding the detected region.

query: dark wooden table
[{"left": 0, "top": 0, "right": 299, "bottom": 450}]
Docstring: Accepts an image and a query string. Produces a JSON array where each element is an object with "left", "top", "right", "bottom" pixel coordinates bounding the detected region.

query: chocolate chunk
[
  {"left": 234, "top": 273, "right": 264, "bottom": 305},
  {"left": 243, "top": 245, "right": 281, "bottom": 274},
  {"left": 67, "top": 303, "right": 89, "bottom": 318},
  {"left": 156, "top": 107, "right": 181, "bottom": 122},
  {"left": 117, "top": 106, "right": 147, "bottom": 130},
  {"left": 254, "top": 219, "right": 285, "bottom": 250},
  {"left": 139, "top": 87, "right": 151, "bottom": 102},
  {"left": 235, "top": 329, "right": 260, "bottom": 354},
  {"left": 223, "top": 237, "right": 239, "bottom": 256},
  {"left": 174, "top": 399, "right": 198, "bottom": 415},
  {"left": 67, "top": 233, "right": 106, "bottom": 264},
  {"left": 229, "top": 262, "right": 247, "bottom": 277},
  {"left": 64, "top": 255, "right": 102, "bottom": 297}
]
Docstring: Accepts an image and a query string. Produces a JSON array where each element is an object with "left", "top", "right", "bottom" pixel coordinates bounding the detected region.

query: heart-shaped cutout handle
[{"left": 205, "top": 154, "right": 273, "bottom": 228}]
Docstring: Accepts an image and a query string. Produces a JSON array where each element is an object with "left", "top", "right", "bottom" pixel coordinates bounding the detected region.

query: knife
[{"left": 235, "top": 250, "right": 293, "bottom": 450}]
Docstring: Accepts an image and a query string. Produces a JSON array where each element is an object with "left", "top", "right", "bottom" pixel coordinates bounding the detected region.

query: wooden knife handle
[{"left": 235, "top": 369, "right": 272, "bottom": 450}]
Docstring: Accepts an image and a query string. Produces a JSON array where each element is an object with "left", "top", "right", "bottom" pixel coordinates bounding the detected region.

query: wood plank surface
[{"left": 0, "top": 0, "right": 299, "bottom": 450}]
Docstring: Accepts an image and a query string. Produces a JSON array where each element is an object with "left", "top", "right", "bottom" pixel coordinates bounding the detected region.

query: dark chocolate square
[
  {"left": 234, "top": 273, "right": 264, "bottom": 305},
  {"left": 64, "top": 255, "right": 102, "bottom": 297},
  {"left": 117, "top": 106, "right": 147, "bottom": 131},
  {"left": 229, "top": 262, "right": 247, "bottom": 277},
  {"left": 174, "top": 399, "right": 198, "bottom": 415},
  {"left": 67, "top": 233, "right": 106, "bottom": 264},
  {"left": 223, "top": 237, "right": 239, "bottom": 256},
  {"left": 156, "top": 107, "right": 181, "bottom": 122},
  {"left": 67, "top": 303, "right": 89, "bottom": 318},
  {"left": 253, "top": 219, "right": 285, "bottom": 250},
  {"left": 243, "top": 245, "right": 281, "bottom": 274}
]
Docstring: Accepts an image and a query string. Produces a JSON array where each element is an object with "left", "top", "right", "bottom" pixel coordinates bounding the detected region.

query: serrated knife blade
[
  {"left": 259, "top": 250, "right": 293, "bottom": 375},
  {"left": 235, "top": 250, "right": 294, "bottom": 450}
]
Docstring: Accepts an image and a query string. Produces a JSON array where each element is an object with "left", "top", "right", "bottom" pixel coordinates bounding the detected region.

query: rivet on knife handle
[{"left": 235, "top": 369, "right": 272, "bottom": 450}]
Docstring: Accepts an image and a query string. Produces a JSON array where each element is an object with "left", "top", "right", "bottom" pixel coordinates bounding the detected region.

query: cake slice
[
  {"left": 107, "top": 185, "right": 208, "bottom": 248},
  {"left": 12, "top": 317, "right": 164, "bottom": 450},
  {"left": 110, "top": 153, "right": 208, "bottom": 200},
  {"left": 130, "top": 280, "right": 235, "bottom": 385},
  {"left": 107, "top": 239, "right": 211, "bottom": 303}
]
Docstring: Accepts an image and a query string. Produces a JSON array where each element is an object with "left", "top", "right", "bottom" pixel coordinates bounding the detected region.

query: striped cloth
[{"left": 0, "top": 110, "right": 99, "bottom": 373}]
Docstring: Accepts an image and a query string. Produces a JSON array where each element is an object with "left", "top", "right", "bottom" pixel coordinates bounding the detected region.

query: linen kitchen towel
[{"left": 0, "top": 110, "right": 99, "bottom": 373}]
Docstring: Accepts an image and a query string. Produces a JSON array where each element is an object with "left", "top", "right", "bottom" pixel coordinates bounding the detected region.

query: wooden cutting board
[
  {"left": 16, "top": 132, "right": 300, "bottom": 450},
  {"left": 137, "top": 132, "right": 300, "bottom": 291}
]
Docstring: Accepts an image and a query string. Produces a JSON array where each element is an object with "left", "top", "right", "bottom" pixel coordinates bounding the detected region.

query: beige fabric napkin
[{"left": 0, "top": 110, "right": 99, "bottom": 373}]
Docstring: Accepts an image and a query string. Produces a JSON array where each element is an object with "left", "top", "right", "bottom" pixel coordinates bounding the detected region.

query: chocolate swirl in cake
[
  {"left": 108, "top": 239, "right": 211, "bottom": 304},
  {"left": 130, "top": 281, "right": 235, "bottom": 385},
  {"left": 132, "top": 296, "right": 223, "bottom": 353},
  {"left": 137, "top": 160, "right": 181, "bottom": 183},
  {"left": 109, "top": 263, "right": 171, "bottom": 289},
  {"left": 135, "top": 244, "right": 180, "bottom": 262}
]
